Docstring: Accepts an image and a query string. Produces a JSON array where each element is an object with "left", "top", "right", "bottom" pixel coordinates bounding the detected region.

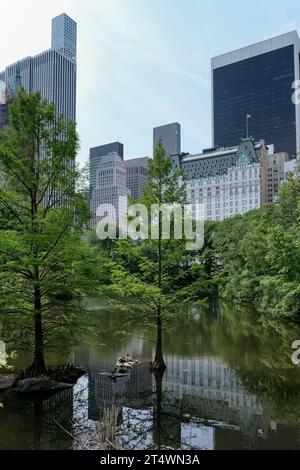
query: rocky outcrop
[{"left": 15, "top": 377, "right": 73, "bottom": 394}]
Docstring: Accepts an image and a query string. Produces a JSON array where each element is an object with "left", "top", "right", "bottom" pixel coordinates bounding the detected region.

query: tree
[
  {"left": 211, "top": 172, "right": 300, "bottom": 320},
  {"left": 0, "top": 90, "right": 94, "bottom": 375},
  {"left": 108, "top": 141, "right": 206, "bottom": 371}
]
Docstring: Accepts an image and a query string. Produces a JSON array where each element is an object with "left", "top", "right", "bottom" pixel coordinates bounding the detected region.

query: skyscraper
[
  {"left": 153, "top": 122, "right": 181, "bottom": 155},
  {"left": 260, "top": 151, "right": 289, "bottom": 204},
  {"left": 212, "top": 31, "right": 300, "bottom": 158},
  {"left": 90, "top": 152, "right": 130, "bottom": 228},
  {"left": 51, "top": 13, "right": 77, "bottom": 62},
  {"left": 124, "top": 156, "right": 149, "bottom": 200},
  {"left": 89, "top": 142, "right": 124, "bottom": 192},
  {"left": 0, "top": 64, "right": 24, "bottom": 131},
  {"left": 0, "top": 13, "right": 77, "bottom": 123},
  {"left": 0, "top": 86, "right": 13, "bottom": 131}
]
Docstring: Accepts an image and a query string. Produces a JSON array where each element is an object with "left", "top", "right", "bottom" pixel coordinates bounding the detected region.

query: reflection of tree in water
[
  {"left": 69, "top": 303, "right": 300, "bottom": 449},
  {"left": 215, "top": 304, "right": 300, "bottom": 424},
  {"left": 3, "top": 299, "right": 300, "bottom": 449},
  {"left": 152, "top": 370, "right": 181, "bottom": 449},
  {"left": 0, "top": 389, "right": 73, "bottom": 450},
  {"left": 72, "top": 343, "right": 207, "bottom": 450},
  {"left": 164, "top": 301, "right": 300, "bottom": 425},
  {"left": 118, "top": 370, "right": 206, "bottom": 450}
]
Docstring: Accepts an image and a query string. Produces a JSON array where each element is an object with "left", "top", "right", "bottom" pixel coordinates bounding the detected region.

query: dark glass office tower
[
  {"left": 153, "top": 122, "right": 181, "bottom": 155},
  {"left": 212, "top": 31, "right": 300, "bottom": 158}
]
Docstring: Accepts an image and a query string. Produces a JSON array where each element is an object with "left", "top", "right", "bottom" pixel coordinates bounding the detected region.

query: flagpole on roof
[{"left": 246, "top": 114, "right": 251, "bottom": 139}]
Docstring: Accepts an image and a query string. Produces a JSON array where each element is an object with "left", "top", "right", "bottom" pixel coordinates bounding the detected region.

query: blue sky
[{"left": 1, "top": 0, "right": 300, "bottom": 164}]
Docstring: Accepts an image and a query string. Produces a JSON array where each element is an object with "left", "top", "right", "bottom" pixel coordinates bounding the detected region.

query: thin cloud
[{"left": 121, "top": 42, "right": 210, "bottom": 88}]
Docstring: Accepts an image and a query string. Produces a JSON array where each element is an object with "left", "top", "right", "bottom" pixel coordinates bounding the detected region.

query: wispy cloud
[{"left": 120, "top": 42, "right": 210, "bottom": 88}]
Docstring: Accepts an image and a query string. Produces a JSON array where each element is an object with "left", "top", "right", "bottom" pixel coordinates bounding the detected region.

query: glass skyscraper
[
  {"left": 52, "top": 13, "right": 77, "bottom": 62},
  {"left": 212, "top": 31, "right": 300, "bottom": 158},
  {"left": 153, "top": 122, "right": 181, "bottom": 155},
  {"left": 0, "top": 13, "right": 77, "bottom": 123}
]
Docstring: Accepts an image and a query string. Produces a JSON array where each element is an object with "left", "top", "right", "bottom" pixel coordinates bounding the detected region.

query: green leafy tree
[
  {"left": 0, "top": 90, "right": 96, "bottom": 375},
  {"left": 211, "top": 173, "right": 300, "bottom": 320},
  {"left": 108, "top": 141, "right": 206, "bottom": 371}
]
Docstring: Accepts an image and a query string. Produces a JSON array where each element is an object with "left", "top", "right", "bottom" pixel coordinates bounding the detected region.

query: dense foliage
[
  {"left": 0, "top": 91, "right": 98, "bottom": 374},
  {"left": 90, "top": 156, "right": 300, "bottom": 323},
  {"left": 210, "top": 164, "right": 300, "bottom": 321}
]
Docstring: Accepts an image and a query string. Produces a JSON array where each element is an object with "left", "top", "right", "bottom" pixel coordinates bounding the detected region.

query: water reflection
[
  {"left": 0, "top": 388, "right": 73, "bottom": 449},
  {"left": 1, "top": 300, "right": 300, "bottom": 449}
]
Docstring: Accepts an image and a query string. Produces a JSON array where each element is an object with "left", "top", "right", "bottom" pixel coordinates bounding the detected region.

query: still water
[{"left": 1, "top": 299, "right": 300, "bottom": 450}]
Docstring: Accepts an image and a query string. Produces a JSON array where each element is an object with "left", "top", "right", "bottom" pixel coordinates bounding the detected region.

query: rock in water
[
  {"left": 15, "top": 377, "right": 73, "bottom": 394},
  {"left": 0, "top": 374, "right": 17, "bottom": 390}
]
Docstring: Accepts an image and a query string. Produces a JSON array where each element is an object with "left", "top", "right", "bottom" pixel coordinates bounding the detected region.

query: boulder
[
  {"left": 0, "top": 374, "right": 17, "bottom": 390},
  {"left": 15, "top": 376, "right": 73, "bottom": 394}
]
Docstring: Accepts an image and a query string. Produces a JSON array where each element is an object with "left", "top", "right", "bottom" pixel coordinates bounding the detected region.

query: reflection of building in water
[
  {"left": 72, "top": 337, "right": 300, "bottom": 449},
  {"left": 164, "top": 355, "right": 266, "bottom": 440},
  {"left": 37, "top": 389, "right": 74, "bottom": 449},
  {"left": 0, "top": 388, "right": 73, "bottom": 450},
  {"left": 74, "top": 337, "right": 153, "bottom": 422}
]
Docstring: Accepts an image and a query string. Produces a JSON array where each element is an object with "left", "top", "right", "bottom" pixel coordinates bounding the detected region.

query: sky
[{"left": 1, "top": 0, "right": 300, "bottom": 165}]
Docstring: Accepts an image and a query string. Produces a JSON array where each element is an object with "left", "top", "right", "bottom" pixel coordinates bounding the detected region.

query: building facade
[
  {"left": 187, "top": 155, "right": 261, "bottom": 221},
  {"left": 212, "top": 31, "right": 300, "bottom": 158},
  {"left": 51, "top": 13, "right": 77, "bottom": 62},
  {"left": 0, "top": 13, "right": 77, "bottom": 124},
  {"left": 90, "top": 152, "right": 130, "bottom": 227},
  {"left": 124, "top": 157, "right": 149, "bottom": 200},
  {"left": 260, "top": 152, "right": 289, "bottom": 204},
  {"left": 174, "top": 138, "right": 274, "bottom": 221},
  {"left": 172, "top": 138, "right": 269, "bottom": 179},
  {"left": 89, "top": 142, "right": 124, "bottom": 193},
  {"left": 153, "top": 122, "right": 181, "bottom": 155},
  {"left": 0, "top": 89, "right": 13, "bottom": 131},
  {"left": 284, "top": 158, "right": 299, "bottom": 180}
]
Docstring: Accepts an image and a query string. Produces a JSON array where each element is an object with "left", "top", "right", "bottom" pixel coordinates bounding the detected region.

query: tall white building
[{"left": 90, "top": 152, "right": 130, "bottom": 227}]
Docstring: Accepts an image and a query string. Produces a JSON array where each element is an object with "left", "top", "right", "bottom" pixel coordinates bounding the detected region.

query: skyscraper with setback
[{"left": 0, "top": 13, "right": 77, "bottom": 123}]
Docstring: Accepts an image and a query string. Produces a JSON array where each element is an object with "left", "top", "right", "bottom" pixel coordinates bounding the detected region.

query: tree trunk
[
  {"left": 153, "top": 368, "right": 165, "bottom": 449},
  {"left": 31, "top": 285, "right": 46, "bottom": 376},
  {"left": 152, "top": 197, "right": 166, "bottom": 372},
  {"left": 152, "top": 309, "right": 166, "bottom": 371}
]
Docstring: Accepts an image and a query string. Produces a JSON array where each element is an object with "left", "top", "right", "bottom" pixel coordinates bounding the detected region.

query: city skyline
[{"left": 2, "top": 0, "right": 300, "bottom": 164}]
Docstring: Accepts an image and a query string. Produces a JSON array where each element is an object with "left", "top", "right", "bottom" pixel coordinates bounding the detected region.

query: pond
[{"left": 1, "top": 299, "right": 300, "bottom": 450}]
